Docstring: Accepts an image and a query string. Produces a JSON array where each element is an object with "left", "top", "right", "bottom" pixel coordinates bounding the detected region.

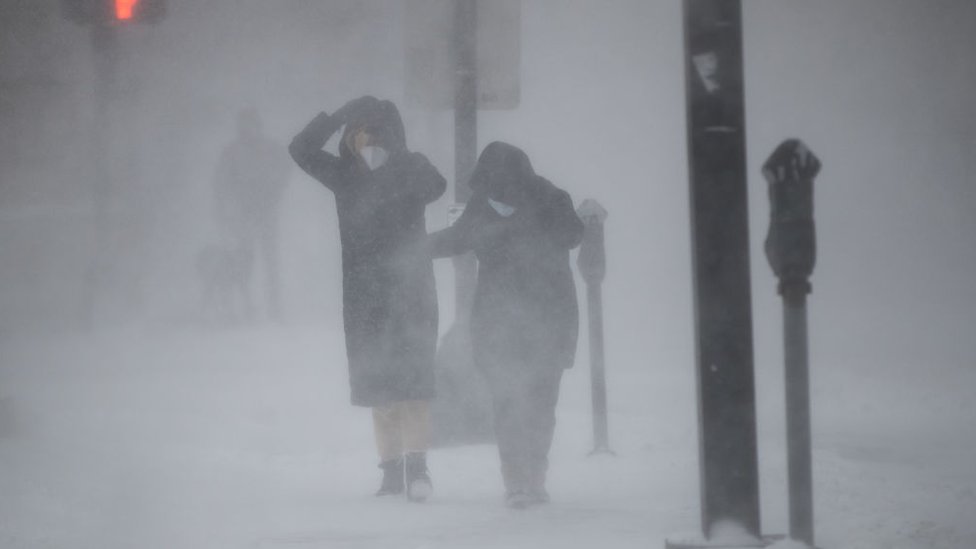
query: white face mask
[
  {"left": 359, "top": 145, "right": 389, "bottom": 171},
  {"left": 488, "top": 198, "right": 516, "bottom": 217}
]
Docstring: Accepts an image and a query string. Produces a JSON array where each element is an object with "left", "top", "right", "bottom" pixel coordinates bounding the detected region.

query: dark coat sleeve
[
  {"left": 403, "top": 153, "right": 447, "bottom": 205},
  {"left": 428, "top": 195, "right": 482, "bottom": 258},
  {"left": 377, "top": 152, "right": 446, "bottom": 206},
  {"left": 288, "top": 112, "right": 346, "bottom": 192},
  {"left": 536, "top": 186, "right": 584, "bottom": 250}
]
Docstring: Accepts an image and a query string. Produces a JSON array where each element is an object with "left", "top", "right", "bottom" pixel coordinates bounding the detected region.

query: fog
[{"left": 1, "top": 1, "right": 974, "bottom": 548}]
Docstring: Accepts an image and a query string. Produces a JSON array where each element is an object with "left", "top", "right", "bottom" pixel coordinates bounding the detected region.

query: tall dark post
[
  {"left": 430, "top": 0, "right": 492, "bottom": 446},
  {"left": 83, "top": 22, "right": 121, "bottom": 326},
  {"left": 453, "top": 0, "right": 478, "bottom": 320},
  {"left": 675, "top": 0, "right": 761, "bottom": 543},
  {"left": 62, "top": 0, "right": 166, "bottom": 328},
  {"left": 763, "top": 139, "right": 821, "bottom": 548},
  {"left": 576, "top": 199, "right": 611, "bottom": 455}
]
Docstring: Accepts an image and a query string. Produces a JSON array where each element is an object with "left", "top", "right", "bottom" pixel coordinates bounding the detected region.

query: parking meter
[
  {"left": 577, "top": 199, "right": 608, "bottom": 286},
  {"left": 575, "top": 199, "right": 611, "bottom": 454},
  {"left": 763, "top": 139, "right": 820, "bottom": 299},
  {"left": 762, "top": 139, "right": 821, "bottom": 547}
]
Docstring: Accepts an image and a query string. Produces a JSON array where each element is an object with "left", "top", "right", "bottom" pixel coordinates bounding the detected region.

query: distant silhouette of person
[
  {"left": 429, "top": 141, "right": 583, "bottom": 508},
  {"left": 213, "top": 108, "right": 291, "bottom": 320},
  {"left": 289, "top": 96, "right": 446, "bottom": 501}
]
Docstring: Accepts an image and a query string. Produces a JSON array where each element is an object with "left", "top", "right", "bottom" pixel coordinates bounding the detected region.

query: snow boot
[
  {"left": 376, "top": 457, "right": 404, "bottom": 496},
  {"left": 525, "top": 463, "right": 550, "bottom": 506},
  {"left": 404, "top": 452, "right": 432, "bottom": 502},
  {"left": 525, "top": 486, "right": 550, "bottom": 506}
]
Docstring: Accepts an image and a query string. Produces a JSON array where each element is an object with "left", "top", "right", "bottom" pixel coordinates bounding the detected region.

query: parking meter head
[
  {"left": 577, "top": 199, "right": 608, "bottom": 225},
  {"left": 575, "top": 200, "right": 607, "bottom": 285},
  {"left": 763, "top": 139, "right": 819, "bottom": 289}
]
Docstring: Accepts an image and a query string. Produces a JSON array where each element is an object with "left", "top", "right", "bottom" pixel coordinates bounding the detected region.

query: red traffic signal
[
  {"left": 115, "top": 0, "right": 137, "bottom": 20},
  {"left": 62, "top": 0, "right": 166, "bottom": 25}
]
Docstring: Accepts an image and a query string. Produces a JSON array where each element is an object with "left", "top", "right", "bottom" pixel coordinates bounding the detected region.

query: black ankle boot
[
  {"left": 376, "top": 457, "right": 404, "bottom": 496},
  {"left": 404, "top": 452, "right": 432, "bottom": 502}
]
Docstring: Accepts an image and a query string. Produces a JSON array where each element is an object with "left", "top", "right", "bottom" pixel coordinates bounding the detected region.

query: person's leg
[
  {"left": 259, "top": 219, "right": 281, "bottom": 320},
  {"left": 524, "top": 366, "right": 564, "bottom": 503},
  {"left": 484, "top": 365, "right": 532, "bottom": 504},
  {"left": 372, "top": 404, "right": 404, "bottom": 495},
  {"left": 400, "top": 399, "right": 431, "bottom": 454},
  {"left": 236, "top": 236, "right": 256, "bottom": 322},
  {"left": 400, "top": 400, "right": 433, "bottom": 502},
  {"left": 373, "top": 403, "right": 403, "bottom": 461}
]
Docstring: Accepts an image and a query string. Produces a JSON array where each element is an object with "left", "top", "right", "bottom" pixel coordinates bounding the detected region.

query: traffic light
[{"left": 62, "top": 0, "right": 166, "bottom": 25}]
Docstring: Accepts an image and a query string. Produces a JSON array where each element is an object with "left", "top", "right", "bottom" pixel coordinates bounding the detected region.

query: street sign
[{"left": 405, "top": 0, "right": 520, "bottom": 110}]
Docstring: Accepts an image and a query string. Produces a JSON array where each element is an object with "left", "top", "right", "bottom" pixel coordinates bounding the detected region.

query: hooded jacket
[
  {"left": 430, "top": 141, "right": 583, "bottom": 371},
  {"left": 289, "top": 99, "right": 446, "bottom": 406}
]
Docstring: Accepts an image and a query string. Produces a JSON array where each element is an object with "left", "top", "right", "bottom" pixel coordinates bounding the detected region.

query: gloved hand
[{"left": 332, "top": 95, "right": 379, "bottom": 124}]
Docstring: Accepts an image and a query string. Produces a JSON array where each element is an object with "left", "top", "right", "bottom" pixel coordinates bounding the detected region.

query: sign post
[
  {"left": 409, "top": 0, "right": 522, "bottom": 445},
  {"left": 453, "top": 0, "right": 478, "bottom": 319},
  {"left": 668, "top": 1, "right": 764, "bottom": 546}
]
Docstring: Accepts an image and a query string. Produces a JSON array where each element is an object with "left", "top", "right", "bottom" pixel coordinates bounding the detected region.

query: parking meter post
[
  {"left": 576, "top": 200, "right": 611, "bottom": 455},
  {"left": 587, "top": 280, "right": 609, "bottom": 454},
  {"left": 763, "top": 139, "right": 821, "bottom": 548},
  {"left": 783, "top": 287, "right": 813, "bottom": 546}
]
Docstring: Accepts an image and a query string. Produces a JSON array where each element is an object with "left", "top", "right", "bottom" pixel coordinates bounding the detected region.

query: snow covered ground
[{"left": 1, "top": 324, "right": 973, "bottom": 549}]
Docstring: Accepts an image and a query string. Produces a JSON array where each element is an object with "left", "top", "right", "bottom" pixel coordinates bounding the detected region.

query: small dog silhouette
[{"left": 195, "top": 244, "right": 253, "bottom": 324}]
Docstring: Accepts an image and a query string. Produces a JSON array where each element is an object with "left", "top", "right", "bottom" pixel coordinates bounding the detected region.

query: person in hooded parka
[
  {"left": 429, "top": 141, "right": 583, "bottom": 508},
  {"left": 289, "top": 96, "right": 446, "bottom": 502},
  {"left": 212, "top": 108, "right": 292, "bottom": 320}
]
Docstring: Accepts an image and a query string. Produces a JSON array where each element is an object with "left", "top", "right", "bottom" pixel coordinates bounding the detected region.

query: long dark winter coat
[
  {"left": 289, "top": 99, "right": 446, "bottom": 406},
  {"left": 430, "top": 141, "right": 583, "bottom": 372}
]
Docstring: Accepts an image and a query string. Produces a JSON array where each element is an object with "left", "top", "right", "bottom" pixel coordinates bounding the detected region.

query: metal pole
[
  {"left": 784, "top": 290, "right": 813, "bottom": 546},
  {"left": 430, "top": 0, "right": 487, "bottom": 447},
  {"left": 587, "top": 281, "right": 610, "bottom": 453},
  {"left": 453, "top": 0, "right": 477, "bottom": 321},
  {"left": 681, "top": 0, "right": 761, "bottom": 541},
  {"left": 83, "top": 22, "right": 120, "bottom": 327},
  {"left": 762, "top": 137, "right": 821, "bottom": 548}
]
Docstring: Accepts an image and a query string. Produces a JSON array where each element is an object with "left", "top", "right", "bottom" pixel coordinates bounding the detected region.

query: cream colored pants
[{"left": 372, "top": 400, "right": 431, "bottom": 462}]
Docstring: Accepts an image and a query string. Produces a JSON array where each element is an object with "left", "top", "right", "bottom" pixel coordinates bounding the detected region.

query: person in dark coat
[
  {"left": 213, "top": 108, "right": 292, "bottom": 320},
  {"left": 289, "top": 96, "right": 446, "bottom": 501},
  {"left": 429, "top": 141, "right": 583, "bottom": 508}
]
